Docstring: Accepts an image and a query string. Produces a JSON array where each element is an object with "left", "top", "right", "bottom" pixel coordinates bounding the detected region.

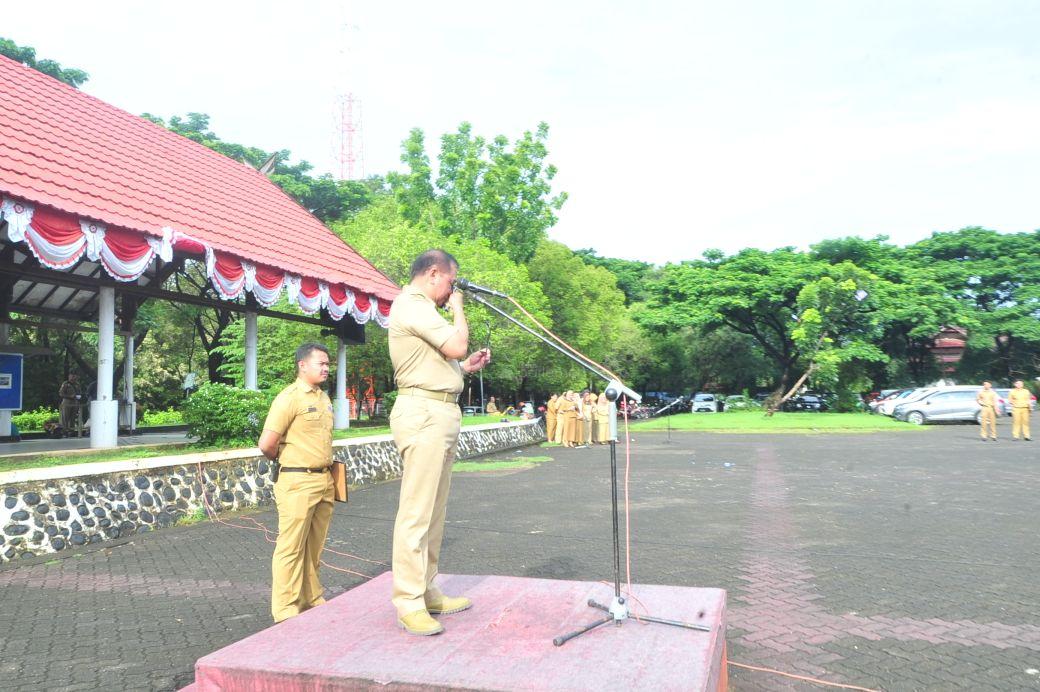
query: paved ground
[
  {"left": 1, "top": 425, "right": 1038, "bottom": 690},
  {"left": 0, "top": 432, "right": 194, "bottom": 457}
]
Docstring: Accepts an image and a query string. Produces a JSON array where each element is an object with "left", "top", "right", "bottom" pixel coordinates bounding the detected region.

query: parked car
[
  {"left": 782, "top": 395, "right": 826, "bottom": 412},
  {"left": 722, "top": 394, "right": 756, "bottom": 412},
  {"left": 892, "top": 386, "right": 1005, "bottom": 425},
  {"left": 869, "top": 387, "right": 913, "bottom": 414},
  {"left": 690, "top": 393, "right": 717, "bottom": 413},
  {"left": 877, "top": 387, "right": 938, "bottom": 417}
]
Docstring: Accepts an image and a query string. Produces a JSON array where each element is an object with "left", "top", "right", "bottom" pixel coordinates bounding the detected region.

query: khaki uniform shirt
[
  {"left": 59, "top": 381, "right": 79, "bottom": 403},
  {"left": 389, "top": 283, "right": 464, "bottom": 394},
  {"left": 1009, "top": 388, "right": 1032, "bottom": 409},
  {"left": 262, "top": 379, "right": 334, "bottom": 469},
  {"left": 976, "top": 389, "right": 999, "bottom": 408}
]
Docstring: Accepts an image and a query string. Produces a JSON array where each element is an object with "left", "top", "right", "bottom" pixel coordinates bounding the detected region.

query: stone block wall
[{"left": 0, "top": 420, "right": 544, "bottom": 562}]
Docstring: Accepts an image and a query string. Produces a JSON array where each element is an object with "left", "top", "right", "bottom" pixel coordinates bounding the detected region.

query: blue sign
[{"left": 0, "top": 352, "right": 23, "bottom": 411}]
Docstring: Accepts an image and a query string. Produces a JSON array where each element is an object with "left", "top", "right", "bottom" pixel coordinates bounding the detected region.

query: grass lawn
[
  {"left": 627, "top": 411, "right": 925, "bottom": 434},
  {"left": 332, "top": 414, "right": 522, "bottom": 440},
  {"left": 1, "top": 415, "right": 533, "bottom": 473}
]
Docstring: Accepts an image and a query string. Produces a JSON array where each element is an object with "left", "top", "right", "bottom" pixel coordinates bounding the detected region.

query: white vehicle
[
  {"left": 877, "top": 387, "right": 938, "bottom": 416},
  {"left": 691, "top": 393, "right": 717, "bottom": 413}
]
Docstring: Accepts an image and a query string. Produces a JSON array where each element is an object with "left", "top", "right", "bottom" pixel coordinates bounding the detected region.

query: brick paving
[{"left": 1, "top": 426, "right": 1038, "bottom": 690}]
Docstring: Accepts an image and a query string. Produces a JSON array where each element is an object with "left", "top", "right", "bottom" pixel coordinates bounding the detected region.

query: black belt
[{"left": 279, "top": 466, "right": 330, "bottom": 473}]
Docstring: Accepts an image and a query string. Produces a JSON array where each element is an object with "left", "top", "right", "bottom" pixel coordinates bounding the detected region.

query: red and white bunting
[{"left": 0, "top": 196, "right": 391, "bottom": 327}]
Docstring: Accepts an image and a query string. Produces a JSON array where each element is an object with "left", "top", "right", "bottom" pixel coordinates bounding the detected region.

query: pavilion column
[
  {"left": 0, "top": 323, "right": 10, "bottom": 438},
  {"left": 244, "top": 311, "right": 258, "bottom": 390},
  {"left": 334, "top": 337, "right": 350, "bottom": 429},
  {"left": 121, "top": 333, "right": 136, "bottom": 431},
  {"left": 90, "top": 286, "right": 119, "bottom": 448}
]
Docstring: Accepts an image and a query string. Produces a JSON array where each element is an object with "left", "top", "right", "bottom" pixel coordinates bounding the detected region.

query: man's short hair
[
  {"left": 295, "top": 342, "right": 330, "bottom": 369},
  {"left": 410, "top": 249, "right": 459, "bottom": 280}
]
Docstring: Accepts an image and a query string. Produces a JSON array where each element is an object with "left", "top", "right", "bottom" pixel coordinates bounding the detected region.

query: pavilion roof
[{"left": 0, "top": 54, "right": 398, "bottom": 324}]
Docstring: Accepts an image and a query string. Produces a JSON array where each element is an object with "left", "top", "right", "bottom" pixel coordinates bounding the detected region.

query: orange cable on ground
[
  {"left": 193, "top": 462, "right": 380, "bottom": 579},
  {"left": 727, "top": 662, "right": 880, "bottom": 691}
]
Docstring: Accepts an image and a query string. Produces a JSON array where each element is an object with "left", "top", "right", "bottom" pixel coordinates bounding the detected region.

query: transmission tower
[{"left": 333, "top": 14, "right": 364, "bottom": 181}]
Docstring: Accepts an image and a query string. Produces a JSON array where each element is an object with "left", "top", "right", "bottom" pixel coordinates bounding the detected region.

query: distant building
[{"left": 929, "top": 326, "right": 968, "bottom": 374}]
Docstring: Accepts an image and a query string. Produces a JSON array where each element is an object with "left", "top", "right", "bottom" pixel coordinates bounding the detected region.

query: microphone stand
[
  {"left": 653, "top": 397, "right": 685, "bottom": 445},
  {"left": 464, "top": 292, "right": 711, "bottom": 646}
]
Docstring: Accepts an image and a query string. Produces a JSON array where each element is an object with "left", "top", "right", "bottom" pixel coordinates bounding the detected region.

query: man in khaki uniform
[
  {"left": 258, "top": 342, "right": 335, "bottom": 623},
  {"left": 58, "top": 373, "right": 81, "bottom": 437},
  {"left": 1008, "top": 379, "right": 1032, "bottom": 441},
  {"left": 976, "top": 381, "right": 999, "bottom": 441},
  {"left": 389, "top": 249, "right": 491, "bottom": 636}
]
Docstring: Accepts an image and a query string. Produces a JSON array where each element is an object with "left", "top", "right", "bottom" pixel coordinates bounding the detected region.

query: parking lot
[{"left": 1, "top": 424, "right": 1037, "bottom": 690}]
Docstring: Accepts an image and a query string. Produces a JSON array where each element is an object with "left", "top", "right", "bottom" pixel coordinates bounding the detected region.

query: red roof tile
[{"left": 0, "top": 55, "right": 398, "bottom": 303}]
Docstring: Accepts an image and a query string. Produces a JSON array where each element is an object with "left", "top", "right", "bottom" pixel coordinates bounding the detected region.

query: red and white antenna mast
[{"left": 333, "top": 14, "right": 364, "bottom": 180}]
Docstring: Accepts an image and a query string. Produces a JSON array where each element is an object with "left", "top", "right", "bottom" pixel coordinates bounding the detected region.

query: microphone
[{"left": 456, "top": 277, "right": 509, "bottom": 299}]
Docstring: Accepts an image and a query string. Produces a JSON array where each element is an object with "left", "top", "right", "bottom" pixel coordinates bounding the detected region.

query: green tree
[
  {"left": 389, "top": 122, "right": 567, "bottom": 263},
  {"left": 0, "top": 37, "right": 89, "bottom": 87},
  {"left": 908, "top": 228, "right": 1040, "bottom": 381}
]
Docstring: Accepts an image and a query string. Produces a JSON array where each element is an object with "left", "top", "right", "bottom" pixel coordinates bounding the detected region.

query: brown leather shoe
[
  {"left": 426, "top": 594, "right": 473, "bottom": 615},
  {"left": 398, "top": 610, "right": 444, "bottom": 636}
]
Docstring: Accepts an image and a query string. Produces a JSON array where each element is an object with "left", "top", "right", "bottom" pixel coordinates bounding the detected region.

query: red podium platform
[{"left": 188, "top": 572, "right": 727, "bottom": 691}]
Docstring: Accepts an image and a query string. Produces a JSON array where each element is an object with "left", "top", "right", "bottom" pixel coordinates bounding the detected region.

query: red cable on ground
[{"left": 727, "top": 662, "right": 880, "bottom": 691}]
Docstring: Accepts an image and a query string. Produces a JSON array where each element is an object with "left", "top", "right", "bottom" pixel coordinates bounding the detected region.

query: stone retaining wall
[{"left": 0, "top": 420, "right": 544, "bottom": 562}]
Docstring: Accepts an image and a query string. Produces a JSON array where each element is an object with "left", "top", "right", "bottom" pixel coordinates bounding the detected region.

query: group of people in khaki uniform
[
  {"left": 545, "top": 391, "right": 612, "bottom": 447},
  {"left": 977, "top": 380, "right": 1033, "bottom": 442},
  {"left": 257, "top": 250, "right": 490, "bottom": 637}
]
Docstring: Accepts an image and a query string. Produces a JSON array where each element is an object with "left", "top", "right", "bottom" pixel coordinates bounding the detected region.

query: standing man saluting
[
  {"left": 389, "top": 250, "right": 491, "bottom": 636},
  {"left": 258, "top": 342, "right": 335, "bottom": 623}
]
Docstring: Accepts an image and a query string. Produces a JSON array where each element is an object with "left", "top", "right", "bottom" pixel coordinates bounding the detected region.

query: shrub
[
  {"left": 140, "top": 407, "right": 184, "bottom": 426},
  {"left": 12, "top": 406, "right": 59, "bottom": 431},
  {"left": 380, "top": 390, "right": 397, "bottom": 417},
  {"left": 183, "top": 383, "right": 270, "bottom": 446}
]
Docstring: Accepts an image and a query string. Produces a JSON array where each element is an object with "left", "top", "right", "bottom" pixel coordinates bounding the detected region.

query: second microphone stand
[{"left": 464, "top": 291, "right": 711, "bottom": 646}]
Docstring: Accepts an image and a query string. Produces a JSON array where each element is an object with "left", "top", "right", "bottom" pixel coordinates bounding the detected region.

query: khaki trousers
[
  {"left": 390, "top": 396, "right": 461, "bottom": 616},
  {"left": 60, "top": 403, "right": 77, "bottom": 431},
  {"left": 546, "top": 415, "right": 557, "bottom": 441},
  {"left": 1012, "top": 408, "right": 1031, "bottom": 439},
  {"left": 979, "top": 406, "right": 997, "bottom": 439},
  {"left": 583, "top": 416, "right": 593, "bottom": 444},
  {"left": 271, "top": 470, "right": 334, "bottom": 622},
  {"left": 554, "top": 414, "right": 566, "bottom": 443}
]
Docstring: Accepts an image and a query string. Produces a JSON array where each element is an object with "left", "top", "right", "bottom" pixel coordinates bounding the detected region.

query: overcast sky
[{"left": 5, "top": 1, "right": 1039, "bottom": 264}]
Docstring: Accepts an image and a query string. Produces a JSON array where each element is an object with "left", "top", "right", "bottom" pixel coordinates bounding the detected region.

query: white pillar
[
  {"left": 90, "top": 286, "right": 118, "bottom": 448},
  {"left": 0, "top": 323, "right": 10, "bottom": 438},
  {"left": 120, "top": 334, "right": 136, "bottom": 430},
  {"left": 334, "top": 338, "right": 350, "bottom": 429},
  {"left": 244, "top": 311, "right": 258, "bottom": 391}
]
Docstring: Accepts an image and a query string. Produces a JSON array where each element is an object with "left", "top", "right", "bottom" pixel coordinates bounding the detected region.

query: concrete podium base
[{"left": 189, "top": 572, "right": 727, "bottom": 691}]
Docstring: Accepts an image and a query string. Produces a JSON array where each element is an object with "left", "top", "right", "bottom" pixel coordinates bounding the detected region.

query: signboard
[{"left": 0, "top": 352, "right": 23, "bottom": 411}]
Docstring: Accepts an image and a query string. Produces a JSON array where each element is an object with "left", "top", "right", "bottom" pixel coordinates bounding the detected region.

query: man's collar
[
  {"left": 405, "top": 282, "right": 434, "bottom": 303},
  {"left": 295, "top": 378, "right": 320, "bottom": 393}
]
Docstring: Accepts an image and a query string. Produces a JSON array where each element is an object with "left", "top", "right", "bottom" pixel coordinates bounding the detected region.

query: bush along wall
[{"left": 0, "top": 420, "right": 545, "bottom": 562}]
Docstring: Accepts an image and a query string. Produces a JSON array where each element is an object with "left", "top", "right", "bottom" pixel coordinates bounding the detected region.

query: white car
[
  {"left": 691, "top": 393, "right": 717, "bottom": 413},
  {"left": 877, "top": 387, "right": 937, "bottom": 416}
]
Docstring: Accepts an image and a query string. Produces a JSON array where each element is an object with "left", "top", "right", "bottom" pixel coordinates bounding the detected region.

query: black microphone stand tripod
[{"left": 463, "top": 290, "right": 712, "bottom": 646}]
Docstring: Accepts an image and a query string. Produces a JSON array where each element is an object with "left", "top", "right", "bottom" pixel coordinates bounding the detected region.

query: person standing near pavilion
[
  {"left": 58, "top": 373, "right": 81, "bottom": 437},
  {"left": 388, "top": 249, "right": 491, "bottom": 636},
  {"left": 594, "top": 392, "right": 611, "bottom": 444},
  {"left": 258, "top": 342, "right": 336, "bottom": 623}
]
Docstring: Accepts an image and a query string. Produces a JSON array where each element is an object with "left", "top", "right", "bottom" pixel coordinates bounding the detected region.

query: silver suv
[{"left": 892, "top": 386, "right": 1006, "bottom": 425}]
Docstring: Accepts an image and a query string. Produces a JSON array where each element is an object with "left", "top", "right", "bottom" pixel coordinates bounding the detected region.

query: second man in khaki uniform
[
  {"left": 259, "top": 342, "right": 336, "bottom": 623},
  {"left": 1008, "top": 379, "right": 1032, "bottom": 441},
  {"left": 389, "top": 249, "right": 491, "bottom": 636}
]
